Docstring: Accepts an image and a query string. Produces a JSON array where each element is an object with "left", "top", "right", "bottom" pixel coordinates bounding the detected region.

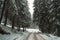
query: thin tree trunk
[
  {"left": 4, "top": 16, "right": 8, "bottom": 26},
  {"left": 0, "top": 0, "right": 6, "bottom": 24},
  {"left": 12, "top": 17, "right": 15, "bottom": 29},
  {"left": 12, "top": 14, "right": 16, "bottom": 29},
  {"left": 4, "top": 9, "right": 8, "bottom": 26},
  {"left": 23, "top": 27, "right": 24, "bottom": 32},
  {"left": 18, "top": 25, "right": 20, "bottom": 31}
]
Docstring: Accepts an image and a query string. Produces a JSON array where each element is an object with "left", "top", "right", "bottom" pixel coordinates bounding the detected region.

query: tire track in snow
[
  {"left": 14, "top": 38, "right": 18, "bottom": 40},
  {"left": 13, "top": 33, "right": 30, "bottom": 40},
  {"left": 36, "top": 34, "right": 45, "bottom": 40},
  {"left": 27, "top": 33, "right": 34, "bottom": 40},
  {"left": 34, "top": 33, "right": 38, "bottom": 40},
  {"left": 25, "top": 33, "right": 38, "bottom": 40},
  {"left": 17, "top": 33, "right": 30, "bottom": 40},
  {"left": 13, "top": 35, "right": 23, "bottom": 40},
  {"left": 24, "top": 33, "right": 32, "bottom": 40},
  {"left": 13, "top": 35, "right": 22, "bottom": 40}
]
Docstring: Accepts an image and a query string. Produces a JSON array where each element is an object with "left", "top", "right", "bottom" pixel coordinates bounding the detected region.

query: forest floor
[{"left": 0, "top": 24, "right": 60, "bottom": 40}]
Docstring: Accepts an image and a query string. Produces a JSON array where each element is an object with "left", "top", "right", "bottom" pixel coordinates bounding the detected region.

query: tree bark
[
  {"left": 0, "top": 0, "right": 6, "bottom": 24},
  {"left": 23, "top": 27, "right": 24, "bottom": 32},
  {"left": 17, "top": 25, "right": 20, "bottom": 31},
  {"left": 4, "top": 16, "right": 8, "bottom": 26},
  {"left": 4, "top": 9, "right": 8, "bottom": 26},
  {"left": 12, "top": 14, "right": 16, "bottom": 29}
]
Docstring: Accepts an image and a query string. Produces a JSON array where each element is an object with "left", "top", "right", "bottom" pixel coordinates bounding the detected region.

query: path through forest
[
  {"left": 13, "top": 33, "right": 45, "bottom": 40},
  {"left": 24, "top": 33, "right": 45, "bottom": 40}
]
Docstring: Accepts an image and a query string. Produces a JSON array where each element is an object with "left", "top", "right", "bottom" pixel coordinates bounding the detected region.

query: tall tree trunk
[
  {"left": 12, "top": 14, "right": 16, "bottom": 29},
  {"left": 0, "top": 0, "right": 6, "bottom": 24},
  {"left": 4, "top": 9, "right": 8, "bottom": 26},
  {"left": 23, "top": 27, "right": 24, "bottom": 32},
  {"left": 4, "top": 16, "right": 8, "bottom": 26},
  {"left": 18, "top": 26, "right": 20, "bottom": 31},
  {"left": 17, "top": 24, "right": 20, "bottom": 31},
  {"left": 12, "top": 17, "right": 15, "bottom": 29}
]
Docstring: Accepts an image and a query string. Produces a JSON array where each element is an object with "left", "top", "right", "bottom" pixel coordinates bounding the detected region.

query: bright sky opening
[{"left": 27, "top": 0, "right": 34, "bottom": 20}]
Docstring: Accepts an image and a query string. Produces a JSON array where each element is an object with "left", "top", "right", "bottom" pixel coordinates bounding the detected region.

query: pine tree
[{"left": 33, "top": 0, "right": 60, "bottom": 36}]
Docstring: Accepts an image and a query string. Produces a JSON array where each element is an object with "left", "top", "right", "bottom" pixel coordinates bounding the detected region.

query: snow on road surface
[
  {"left": 27, "top": 33, "right": 37, "bottom": 40},
  {"left": 24, "top": 33, "right": 45, "bottom": 40},
  {"left": 0, "top": 31, "right": 60, "bottom": 40},
  {"left": 0, "top": 24, "right": 60, "bottom": 40},
  {"left": 23, "top": 33, "right": 60, "bottom": 40},
  {"left": 36, "top": 34, "right": 45, "bottom": 40},
  {"left": 28, "top": 33, "right": 34, "bottom": 40}
]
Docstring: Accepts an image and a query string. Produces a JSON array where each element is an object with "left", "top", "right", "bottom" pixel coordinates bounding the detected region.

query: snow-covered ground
[
  {"left": 0, "top": 24, "right": 29, "bottom": 40},
  {"left": 0, "top": 32, "right": 29, "bottom": 40},
  {"left": 40, "top": 34, "right": 60, "bottom": 40},
  {"left": 0, "top": 24, "right": 60, "bottom": 40}
]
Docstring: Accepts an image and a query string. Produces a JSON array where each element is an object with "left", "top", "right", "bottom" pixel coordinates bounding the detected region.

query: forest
[
  {"left": 33, "top": 0, "right": 60, "bottom": 37},
  {"left": 0, "top": 0, "right": 60, "bottom": 40}
]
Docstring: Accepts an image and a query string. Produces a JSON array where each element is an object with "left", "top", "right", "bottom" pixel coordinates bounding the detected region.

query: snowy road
[
  {"left": 36, "top": 34, "right": 45, "bottom": 40},
  {"left": 24, "top": 33, "right": 45, "bottom": 40},
  {"left": 13, "top": 33, "right": 45, "bottom": 40},
  {"left": 0, "top": 24, "right": 60, "bottom": 40}
]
